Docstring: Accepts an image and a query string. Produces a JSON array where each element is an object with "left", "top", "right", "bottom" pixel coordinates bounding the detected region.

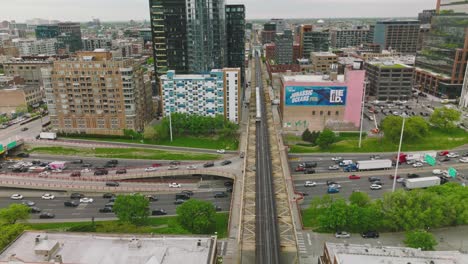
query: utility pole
[
  {"left": 169, "top": 111, "right": 173, "bottom": 142},
  {"left": 392, "top": 114, "right": 406, "bottom": 192},
  {"left": 358, "top": 80, "right": 368, "bottom": 148}
]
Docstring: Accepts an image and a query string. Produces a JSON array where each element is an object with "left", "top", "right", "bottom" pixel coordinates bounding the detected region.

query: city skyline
[{"left": 1, "top": 0, "right": 434, "bottom": 22}]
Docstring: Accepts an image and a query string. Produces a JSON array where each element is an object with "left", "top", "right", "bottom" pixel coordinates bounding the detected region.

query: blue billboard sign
[{"left": 285, "top": 86, "right": 347, "bottom": 106}]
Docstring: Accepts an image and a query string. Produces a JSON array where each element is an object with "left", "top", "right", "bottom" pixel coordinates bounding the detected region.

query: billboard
[{"left": 285, "top": 86, "right": 347, "bottom": 106}]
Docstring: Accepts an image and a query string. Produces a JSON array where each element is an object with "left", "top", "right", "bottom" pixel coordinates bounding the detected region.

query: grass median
[
  {"left": 27, "top": 146, "right": 220, "bottom": 161},
  {"left": 27, "top": 213, "right": 229, "bottom": 238}
]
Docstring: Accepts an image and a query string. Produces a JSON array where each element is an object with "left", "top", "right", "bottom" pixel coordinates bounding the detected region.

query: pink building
[{"left": 279, "top": 69, "right": 365, "bottom": 132}]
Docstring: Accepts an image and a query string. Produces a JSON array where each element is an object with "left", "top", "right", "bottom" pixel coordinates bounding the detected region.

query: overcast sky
[{"left": 1, "top": 0, "right": 435, "bottom": 22}]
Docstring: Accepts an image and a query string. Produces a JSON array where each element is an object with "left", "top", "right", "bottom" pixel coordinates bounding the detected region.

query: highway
[
  {"left": 1, "top": 190, "right": 231, "bottom": 220},
  {"left": 255, "top": 54, "right": 280, "bottom": 264},
  {"left": 0, "top": 116, "right": 49, "bottom": 146}
]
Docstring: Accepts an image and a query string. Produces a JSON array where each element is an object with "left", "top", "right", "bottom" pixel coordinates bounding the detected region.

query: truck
[
  {"left": 339, "top": 160, "right": 353, "bottom": 167},
  {"left": 393, "top": 152, "right": 437, "bottom": 164},
  {"left": 343, "top": 164, "right": 358, "bottom": 172},
  {"left": 39, "top": 132, "right": 57, "bottom": 140},
  {"left": 403, "top": 176, "right": 440, "bottom": 190},
  {"left": 356, "top": 159, "right": 392, "bottom": 171},
  {"left": 48, "top": 161, "right": 66, "bottom": 170}
]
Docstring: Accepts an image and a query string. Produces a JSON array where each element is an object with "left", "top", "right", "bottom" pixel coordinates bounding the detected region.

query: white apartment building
[
  {"left": 12, "top": 38, "right": 57, "bottom": 56},
  {"left": 160, "top": 68, "right": 241, "bottom": 124}
]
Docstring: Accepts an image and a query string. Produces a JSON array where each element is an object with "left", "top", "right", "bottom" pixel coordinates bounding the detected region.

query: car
[
  {"left": 168, "top": 165, "right": 179, "bottom": 170},
  {"left": 327, "top": 188, "right": 339, "bottom": 194},
  {"left": 64, "top": 201, "right": 79, "bottom": 207},
  {"left": 170, "top": 161, "right": 181, "bottom": 166},
  {"left": 41, "top": 193, "right": 55, "bottom": 200},
  {"left": 181, "top": 190, "right": 194, "bottom": 196},
  {"left": 108, "top": 160, "right": 118, "bottom": 165},
  {"left": 105, "top": 202, "right": 115, "bottom": 208},
  {"left": 30, "top": 207, "right": 41, "bottom": 213},
  {"left": 16, "top": 153, "right": 29, "bottom": 158},
  {"left": 39, "top": 171, "right": 50, "bottom": 177},
  {"left": 459, "top": 157, "right": 468, "bottom": 163},
  {"left": 370, "top": 184, "right": 382, "bottom": 190},
  {"left": 432, "top": 169, "right": 444, "bottom": 175},
  {"left": 145, "top": 195, "right": 158, "bottom": 201},
  {"left": 70, "top": 171, "right": 81, "bottom": 177},
  {"left": 21, "top": 200, "right": 35, "bottom": 206},
  {"left": 213, "top": 204, "right": 222, "bottom": 212},
  {"left": 304, "top": 181, "right": 317, "bottom": 187},
  {"left": 412, "top": 162, "right": 424, "bottom": 168},
  {"left": 226, "top": 187, "right": 233, "bottom": 193},
  {"left": 224, "top": 181, "right": 233, "bottom": 187},
  {"left": 106, "top": 181, "right": 120, "bottom": 187},
  {"left": 186, "top": 165, "right": 197, "bottom": 170},
  {"left": 295, "top": 166, "right": 305, "bottom": 172},
  {"left": 20, "top": 127, "right": 28, "bottom": 131},
  {"left": 361, "top": 231, "right": 379, "bottom": 238},
  {"left": 326, "top": 180, "right": 338, "bottom": 186},
  {"left": 99, "top": 207, "right": 113, "bottom": 213},
  {"left": 71, "top": 159, "right": 83, "bottom": 164},
  {"left": 296, "top": 191, "right": 309, "bottom": 196},
  {"left": 407, "top": 173, "right": 420, "bottom": 179},
  {"left": 329, "top": 184, "right": 342, "bottom": 189},
  {"left": 304, "top": 169, "right": 315, "bottom": 174},
  {"left": 80, "top": 197, "right": 94, "bottom": 203},
  {"left": 214, "top": 192, "right": 227, "bottom": 198},
  {"left": 175, "top": 193, "right": 190, "bottom": 200},
  {"left": 151, "top": 163, "right": 162, "bottom": 167},
  {"left": 331, "top": 157, "right": 343, "bottom": 161},
  {"left": 115, "top": 169, "right": 127, "bottom": 174},
  {"left": 439, "top": 157, "right": 451, "bottom": 162},
  {"left": 145, "top": 167, "right": 157, "bottom": 172},
  {"left": 81, "top": 163, "right": 92, "bottom": 168},
  {"left": 397, "top": 178, "right": 406, "bottom": 183},
  {"left": 152, "top": 209, "right": 167, "bottom": 216},
  {"left": 216, "top": 149, "right": 226, "bottom": 154},
  {"left": 203, "top": 162, "right": 214, "bottom": 168},
  {"left": 439, "top": 150, "right": 449, "bottom": 156},
  {"left": 94, "top": 170, "right": 108, "bottom": 176},
  {"left": 174, "top": 199, "right": 186, "bottom": 205},
  {"left": 169, "top": 182, "right": 181, "bottom": 188},
  {"left": 462, "top": 152, "right": 468, "bottom": 157},
  {"left": 389, "top": 174, "right": 401, "bottom": 179},
  {"left": 221, "top": 160, "right": 232, "bottom": 166},
  {"left": 39, "top": 212, "right": 55, "bottom": 219},
  {"left": 102, "top": 193, "right": 115, "bottom": 199},
  {"left": 335, "top": 231, "right": 351, "bottom": 238},
  {"left": 328, "top": 165, "right": 340, "bottom": 170},
  {"left": 68, "top": 192, "right": 84, "bottom": 199},
  {"left": 348, "top": 175, "right": 361, "bottom": 180},
  {"left": 372, "top": 181, "right": 383, "bottom": 186},
  {"left": 370, "top": 155, "right": 381, "bottom": 160},
  {"left": 447, "top": 152, "right": 459, "bottom": 158},
  {"left": 368, "top": 176, "right": 380, "bottom": 182}
]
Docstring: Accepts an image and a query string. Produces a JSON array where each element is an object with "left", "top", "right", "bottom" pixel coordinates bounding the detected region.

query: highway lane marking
[{"left": 307, "top": 233, "right": 312, "bottom": 246}]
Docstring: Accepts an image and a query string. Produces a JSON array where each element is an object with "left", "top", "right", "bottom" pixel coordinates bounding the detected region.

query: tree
[
  {"left": 404, "top": 230, "right": 437, "bottom": 250},
  {"left": 15, "top": 105, "right": 28, "bottom": 115},
  {"left": 349, "top": 192, "right": 371, "bottom": 207},
  {"left": 381, "top": 116, "right": 429, "bottom": 143},
  {"left": 302, "top": 129, "right": 312, "bottom": 142},
  {"left": 0, "top": 224, "right": 25, "bottom": 250},
  {"left": 143, "top": 125, "right": 157, "bottom": 141},
  {"left": 316, "top": 129, "right": 336, "bottom": 149},
  {"left": 113, "top": 194, "right": 149, "bottom": 226},
  {"left": 430, "top": 107, "right": 461, "bottom": 130},
  {"left": 176, "top": 199, "right": 216, "bottom": 234},
  {"left": 0, "top": 204, "right": 30, "bottom": 224}
]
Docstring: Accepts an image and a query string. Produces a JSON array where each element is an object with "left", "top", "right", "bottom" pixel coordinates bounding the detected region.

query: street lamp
[
  {"left": 168, "top": 110, "right": 173, "bottom": 142},
  {"left": 358, "top": 80, "right": 368, "bottom": 148},
  {"left": 392, "top": 113, "right": 407, "bottom": 192}
]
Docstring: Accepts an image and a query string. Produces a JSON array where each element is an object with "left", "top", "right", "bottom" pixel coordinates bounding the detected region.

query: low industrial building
[
  {"left": 0, "top": 231, "right": 218, "bottom": 264},
  {"left": 311, "top": 52, "right": 338, "bottom": 74},
  {"left": 279, "top": 67, "right": 365, "bottom": 132},
  {"left": 365, "top": 60, "right": 414, "bottom": 100},
  {"left": 320, "top": 242, "right": 468, "bottom": 264},
  {"left": 0, "top": 85, "right": 43, "bottom": 113},
  {"left": 160, "top": 68, "right": 241, "bottom": 124}
]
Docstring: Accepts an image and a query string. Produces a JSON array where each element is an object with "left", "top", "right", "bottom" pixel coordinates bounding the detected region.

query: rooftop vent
[{"left": 128, "top": 238, "right": 142, "bottom": 249}]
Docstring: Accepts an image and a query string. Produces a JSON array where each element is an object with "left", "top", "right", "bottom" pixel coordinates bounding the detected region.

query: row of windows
[{"left": 311, "top": 110, "right": 340, "bottom": 116}]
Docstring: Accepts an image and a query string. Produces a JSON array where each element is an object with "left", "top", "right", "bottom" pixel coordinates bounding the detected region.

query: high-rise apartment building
[
  {"left": 373, "top": 20, "right": 420, "bottom": 54},
  {"left": 330, "top": 28, "right": 370, "bottom": 49},
  {"left": 418, "top": 9, "right": 436, "bottom": 24},
  {"left": 226, "top": 5, "right": 245, "bottom": 83},
  {"left": 299, "top": 25, "right": 329, "bottom": 58},
  {"left": 261, "top": 22, "right": 276, "bottom": 44},
  {"left": 43, "top": 51, "right": 152, "bottom": 135},
  {"left": 12, "top": 39, "right": 57, "bottom": 56},
  {"left": 160, "top": 68, "right": 241, "bottom": 123},
  {"left": 414, "top": 0, "right": 468, "bottom": 98},
  {"left": 365, "top": 61, "right": 414, "bottom": 100},
  {"left": 82, "top": 38, "right": 112, "bottom": 51},
  {"left": 274, "top": 30, "right": 294, "bottom": 64},
  {"left": 35, "top": 25, "right": 59, "bottom": 39},
  {"left": 57, "top": 22, "right": 82, "bottom": 53}
]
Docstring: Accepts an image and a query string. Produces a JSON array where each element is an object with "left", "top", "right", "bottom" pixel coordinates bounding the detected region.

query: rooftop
[
  {"left": 0, "top": 231, "right": 217, "bottom": 264},
  {"left": 326, "top": 242, "right": 468, "bottom": 264},
  {"left": 283, "top": 74, "right": 345, "bottom": 83},
  {"left": 311, "top": 52, "right": 338, "bottom": 57},
  {"left": 367, "top": 61, "right": 412, "bottom": 69}
]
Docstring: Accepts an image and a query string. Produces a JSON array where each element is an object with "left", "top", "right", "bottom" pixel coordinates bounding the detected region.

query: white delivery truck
[
  {"left": 404, "top": 176, "right": 440, "bottom": 190},
  {"left": 356, "top": 159, "right": 392, "bottom": 171},
  {"left": 39, "top": 132, "right": 57, "bottom": 140}
]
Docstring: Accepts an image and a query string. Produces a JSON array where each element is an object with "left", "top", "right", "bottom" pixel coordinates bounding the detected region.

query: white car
[
  {"left": 335, "top": 231, "right": 351, "bottom": 238},
  {"left": 169, "top": 182, "right": 181, "bottom": 188},
  {"left": 10, "top": 194, "right": 23, "bottom": 200},
  {"left": 304, "top": 181, "right": 317, "bottom": 187},
  {"left": 79, "top": 197, "right": 94, "bottom": 203},
  {"left": 447, "top": 152, "right": 459, "bottom": 158},
  {"left": 41, "top": 193, "right": 55, "bottom": 200},
  {"left": 81, "top": 168, "right": 91, "bottom": 173},
  {"left": 331, "top": 157, "right": 342, "bottom": 161},
  {"left": 328, "top": 165, "right": 340, "bottom": 170},
  {"left": 186, "top": 165, "right": 198, "bottom": 170},
  {"left": 329, "top": 184, "right": 342, "bottom": 189},
  {"left": 38, "top": 171, "right": 50, "bottom": 177},
  {"left": 370, "top": 184, "right": 382, "bottom": 190},
  {"left": 459, "top": 157, "right": 468, "bottom": 163},
  {"left": 145, "top": 167, "right": 158, "bottom": 172},
  {"left": 412, "top": 162, "right": 424, "bottom": 168},
  {"left": 432, "top": 169, "right": 443, "bottom": 175},
  {"left": 168, "top": 165, "right": 179, "bottom": 170},
  {"left": 216, "top": 149, "right": 226, "bottom": 154}
]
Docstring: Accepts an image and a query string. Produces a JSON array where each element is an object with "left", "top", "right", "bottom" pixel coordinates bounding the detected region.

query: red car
[
  {"left": 295, "top": 166, "right": 305, "bottom": 172},
  {"left": 439, "top": 151, "right": 449, "bottom": 156},
  {"left": 152, "top": 163, "right": 162, "bottom": 167},
  {"left": 389, "top": 175, "right": 401, "bottom": 179},
  {"left": 349, "top": 175, "right": 361, "bottom": 180}
]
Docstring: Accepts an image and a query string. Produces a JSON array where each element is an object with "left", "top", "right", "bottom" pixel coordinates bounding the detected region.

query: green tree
[
  {"left": 301, "top": 129, "right": 312, "bottom": 143},
  {"left": 349, "top": 192, "right": 371, "bottom": 207},
  {"left": 429, "top": 107, "right": 461, "bottom": 130},
  {"left": 315, "top": 197, "right": 349, "bottom": 232},
  {"left": 0, "top": 204, "right": 30, "bottom": 224},
  {"left": 143, "top": 125, "right": 157, "bottom": 141},
  {"left": 113, "top": 194, "right": 150, "bottom": 226},
  {"left": 15, "top": 105, "right": 28, "bottom": 115},
  {"left": 381, "top": 116, "right": 429, "bottom": 143},
  {"left": 176, "top": 199, "right": 216, "bottom": 234},
  {"left": 404, "top": 230, "right": 437, "bottom": 250},
  {"left": 316, "top": 129, "right": 336, "bottom": 149},
  {"left": 0, "top": 224, "right": 25, "bottom": 250}
]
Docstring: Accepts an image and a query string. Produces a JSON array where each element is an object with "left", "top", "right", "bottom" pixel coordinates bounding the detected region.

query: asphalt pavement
[{"left": 0, "top": 117, "right": 49, "bottom": 146}]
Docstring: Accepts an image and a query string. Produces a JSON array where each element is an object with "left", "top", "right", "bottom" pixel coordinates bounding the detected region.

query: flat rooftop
[
  {"left": 283, "top": 74, "right": 345, "bottom": 83},
  {"left": 0, "top": 231, "right": 217, "bottom": 264},
  {"left": 326, "top": 242, "right": 468, "bottom": 264}
]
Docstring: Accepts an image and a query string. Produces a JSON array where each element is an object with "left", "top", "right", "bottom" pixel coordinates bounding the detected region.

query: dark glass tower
[
  {"left": 35, "top": 25, "right": 59, "bottom": 39},
  {"left": 226, "top": 4, "right": 245, "bottom": 81}
]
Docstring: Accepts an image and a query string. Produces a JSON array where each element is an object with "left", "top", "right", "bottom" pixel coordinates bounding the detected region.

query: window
[
  {"left": 320, "top": 111, "right": 323, "bottom": 116},
  {"left": 327, "top": 111, "right": 331, "bottom": 116},
  {"left": 335, "top": 111, "right": 339, "bottom": 116},
  {"left": 312, "top": 111, "right": 316, "bottom": 115}
]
